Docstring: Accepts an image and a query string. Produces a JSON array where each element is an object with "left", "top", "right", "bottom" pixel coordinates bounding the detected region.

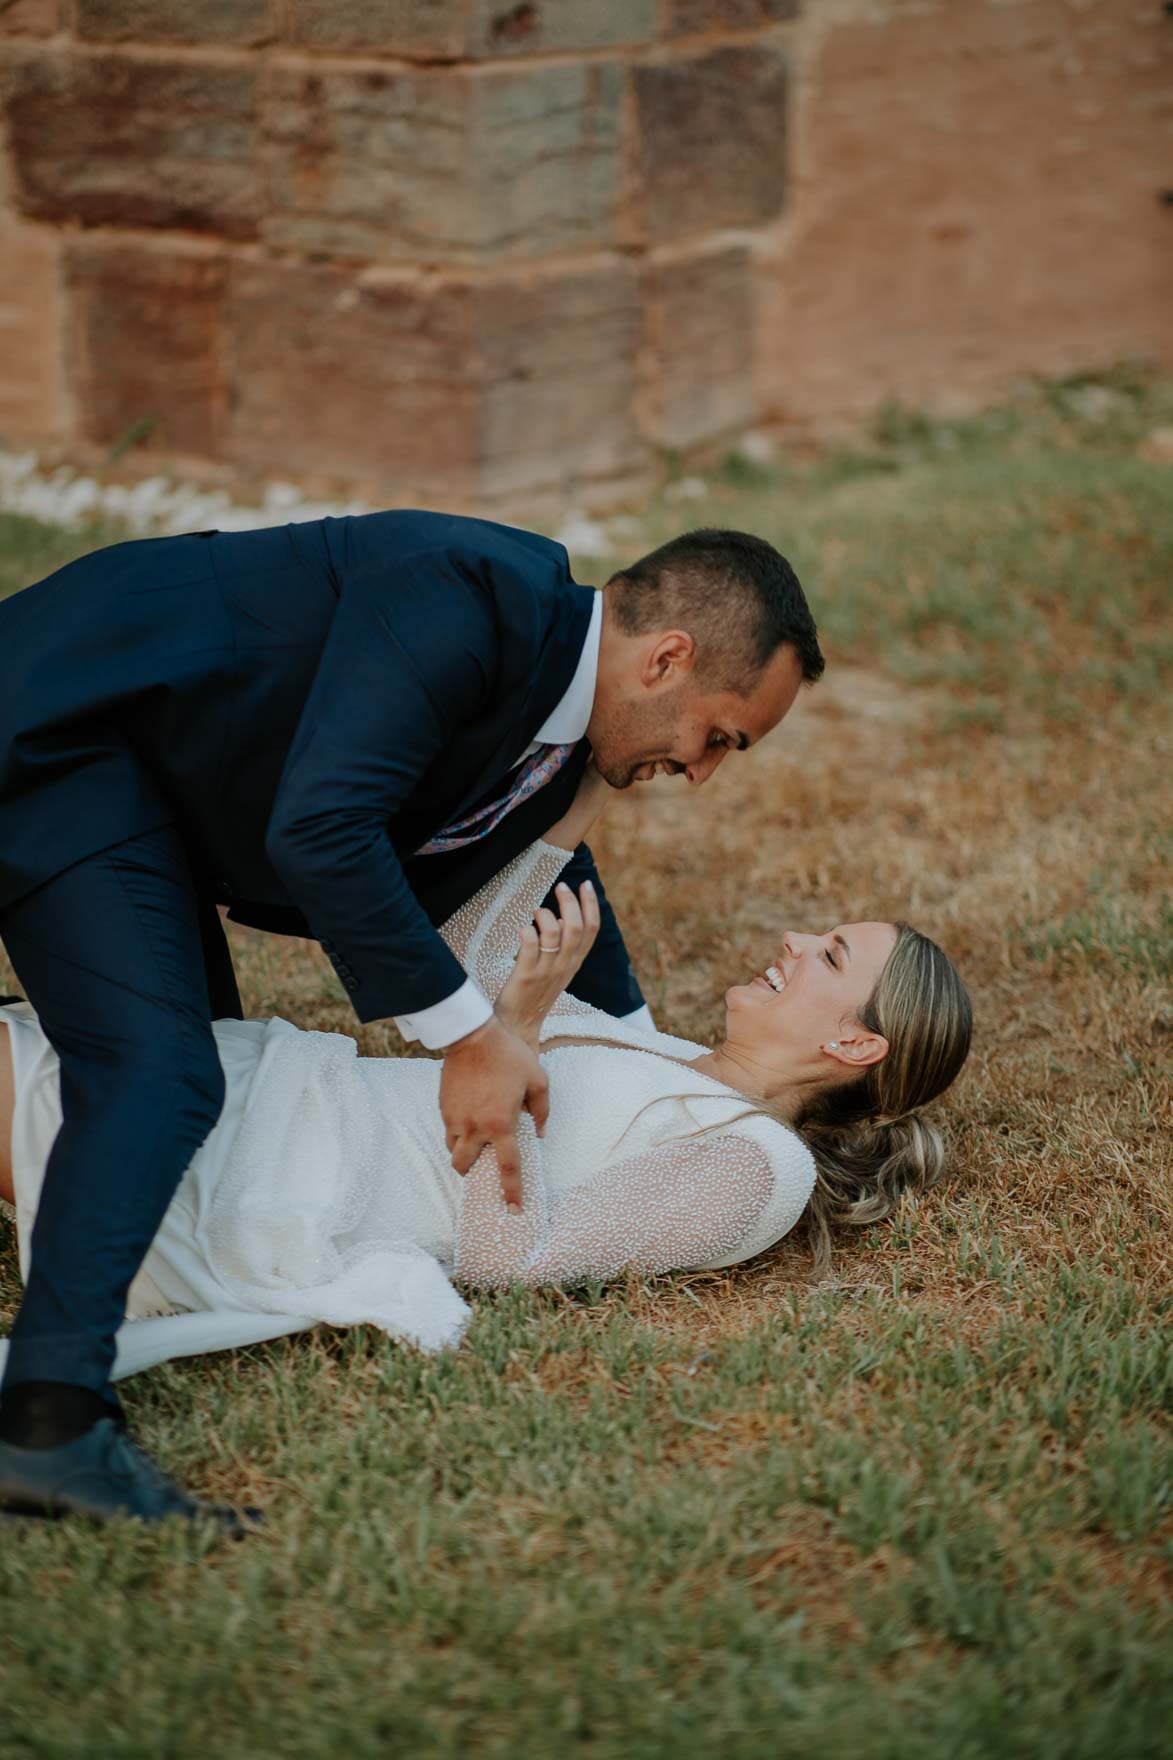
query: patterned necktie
[{"left": 415, "top": 742, "right": 578, "bottom": 856}]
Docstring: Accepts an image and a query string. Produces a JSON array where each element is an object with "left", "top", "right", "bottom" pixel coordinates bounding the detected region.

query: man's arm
[
  {"left": 264, "top": 552, "right": 497, "bottom": 1029},
  {"left": 264, "top": 551, "right": 548, "bottom": 1203}
]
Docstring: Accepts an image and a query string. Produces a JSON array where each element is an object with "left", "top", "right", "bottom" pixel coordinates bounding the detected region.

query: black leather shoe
[{"left": 0, "top": 1418, "right": 262, "bottom": 1536}]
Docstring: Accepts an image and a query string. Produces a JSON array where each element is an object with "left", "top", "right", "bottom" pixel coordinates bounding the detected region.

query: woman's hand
[
  {"left": 495, "top": 880, "right": 601, "bottom": 1052},
  {"left": 542, "top": 760, "right": 616, "bottom": 854}
]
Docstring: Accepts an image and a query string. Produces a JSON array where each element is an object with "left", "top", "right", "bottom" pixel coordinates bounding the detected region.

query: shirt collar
[{"left": 531, "top": 588, "right": 602, "bottom": 746}]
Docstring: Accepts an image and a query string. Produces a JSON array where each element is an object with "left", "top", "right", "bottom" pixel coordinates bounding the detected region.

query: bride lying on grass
[{"left": 0, "top": 770, "right": 971, "bottom": 1382}]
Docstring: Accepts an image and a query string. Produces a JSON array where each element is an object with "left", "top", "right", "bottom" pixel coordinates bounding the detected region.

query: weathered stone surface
[
  {"left": 0, "top": 216, "right": 67, "bottom": 441},
  {"left": 639, "top": 244, "right": 755, "bottom": 448},
  {"left": 74, "top": 0, "right": 273, "bottom": 45},
  {"left": 469, "top": 61, "right": 624, "bottom": 256},
  {"left": 633, "top": 45, "right": 788, "bottom": 240},
  {"left": 762, "top": 0, "right": 1173, "bottom": 423},
  {"left": 476, "top": 256, "right": 646, "bottom": 496},
  {"left": 467, "top": 0, "right": 656, "bottom": 58},
  {"left": 283, "top": 0, "right": 465, "bottom": 56},
  {"left": 263, "top": 59, "right": 624, "bottom": 262},
  {"left": 282, "top": 0, "right": 655, "bottom": 58},
  {"left": 225, "top": 262, "right": 482, "bottom": 489},
  {"left": 667, "top": 0, "right": 799, "bottom": 35},
  {"left": 4, "top": 49, "right": 261, "bottom": 237},
  {"left": 263, "top": 62, "right": 469, "bottom": 260},
  {"left": 67, "top": 241, "right": 227, "bottom": 456},
  {"left": 0, "top": 0, "right": 59, "bottom": 35},
  {"left": 224, "top": 254, "right": 645, "bottom": 497}
]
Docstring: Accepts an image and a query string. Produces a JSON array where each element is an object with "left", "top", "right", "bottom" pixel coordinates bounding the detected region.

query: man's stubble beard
[{"left": 588, "top": 689, "right": 687, "bottom": 789}]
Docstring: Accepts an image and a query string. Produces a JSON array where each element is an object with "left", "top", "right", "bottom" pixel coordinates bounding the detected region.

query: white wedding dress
[{"left": 0, "top": 842, "right": 815, "bottom": 1382}]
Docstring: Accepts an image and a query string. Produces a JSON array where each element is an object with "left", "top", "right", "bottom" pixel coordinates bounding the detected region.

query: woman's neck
[{"left": 689, "top": 1042, "right": 807, "bottom": 1123}]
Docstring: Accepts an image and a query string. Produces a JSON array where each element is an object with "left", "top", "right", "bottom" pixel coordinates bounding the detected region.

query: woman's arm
[
  {"left": 0, "top": 1023, "right": 15, "bottom": 1206},
  {"left": 541, "top": 760, "right": 615, "bottom": 856},
  {"left": 454, "top": 1120, "right": 777, "bottom": 1287}
]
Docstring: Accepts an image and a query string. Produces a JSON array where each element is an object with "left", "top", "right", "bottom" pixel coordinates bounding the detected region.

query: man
[{"left": 0, "top": 511, "right": 822, "bottom": 1527}]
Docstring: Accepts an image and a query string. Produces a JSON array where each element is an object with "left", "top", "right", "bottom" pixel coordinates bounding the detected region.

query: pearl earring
[{"left": 826, "top": 1041, "right": 840, "bottom": 1052}]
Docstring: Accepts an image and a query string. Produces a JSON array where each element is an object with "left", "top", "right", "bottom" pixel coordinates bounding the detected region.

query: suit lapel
[{"left": 424, "top": 582, "right": 597, "bottom": 833}]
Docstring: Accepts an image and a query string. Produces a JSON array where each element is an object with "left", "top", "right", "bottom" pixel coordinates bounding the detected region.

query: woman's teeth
[{"left": 764, "top": 966, "right": 785, "bottom": 993}]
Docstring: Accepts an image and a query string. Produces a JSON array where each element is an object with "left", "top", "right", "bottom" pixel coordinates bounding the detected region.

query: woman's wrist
[{"left": 494, "top": 1001, "right": 542, "bottom": 1054}]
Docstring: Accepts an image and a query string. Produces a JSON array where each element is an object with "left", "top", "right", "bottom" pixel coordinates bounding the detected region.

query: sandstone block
[
  {"left": 223, "top": 254, "right": 645, "bottom": 501},
  {"left": 263, "top": 58, "right": 624, "bottom": 262},
  {"left": 469, "top": 61, "right": 624, "bottom": 257},
  {"left": 283, "top": 0, "right": 466, "bottom": 56},
  {"left": 639, "top": 244, "right": 755, "bottom": 448},
  {"left": 466, "top": 0, "right": 656, "bottom": 58},
  {"left": 0, "top": 0, "right": 60, "bottom": 35},
  {"left": 67, "top": 241, "right": 227, "bottom": 457},
  {"left": 74, "top": 0, "right": 273, "bottom": 45},
  {"left": 263, "top": 62, "right": 468, "bottom": 260},
  {"left": 0, "top": 217, "right": 67, "bottom": 442},
  {"left": 476, "top": 256, "right": 645, "bottom": 497},
  {"left": 667, "top": 0, "right": 799, "bottom": 35},
  {"left": 4, "top": 49, "right": 261, "bottom": 237},
  {"left": 762, "top": 0, "right": 1173, "bottom": 421},
  {"left": 633, "top": 45, "right": 788, "bottom": 240},
  {"left": 225, "top": 262, "right": 482, "bottom": 489}
]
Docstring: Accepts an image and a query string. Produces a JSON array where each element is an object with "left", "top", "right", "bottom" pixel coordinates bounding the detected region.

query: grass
[{"left": 1, "top": 371, "right": 1171, "bottom": 1757}]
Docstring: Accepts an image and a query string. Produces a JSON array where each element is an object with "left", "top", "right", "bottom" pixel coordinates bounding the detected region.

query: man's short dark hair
[{"left": 605, "top": 528, "right": 824, "bottom": 689}]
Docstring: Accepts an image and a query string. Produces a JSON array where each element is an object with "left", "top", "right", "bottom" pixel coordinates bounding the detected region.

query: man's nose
[{"left": 685, "top": 746, "right": 728, "bottom": 787}]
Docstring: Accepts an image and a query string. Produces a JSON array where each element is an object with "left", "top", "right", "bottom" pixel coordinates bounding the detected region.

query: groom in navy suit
[{"left": 0, "top": 510, "right": 822, "bottom": 1526}]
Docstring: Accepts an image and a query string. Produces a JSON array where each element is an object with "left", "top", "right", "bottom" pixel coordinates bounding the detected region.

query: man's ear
[
  {"left": 824, "top": 1030, "right": 889, "bottom": 1071},
  {"left": 642, "top": 630, "right": 696, "bottom": 688}
]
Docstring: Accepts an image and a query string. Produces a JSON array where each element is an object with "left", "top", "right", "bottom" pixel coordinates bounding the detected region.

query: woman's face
[{"left": 724, "top": 922, "right": 899, "bottom": 1078}]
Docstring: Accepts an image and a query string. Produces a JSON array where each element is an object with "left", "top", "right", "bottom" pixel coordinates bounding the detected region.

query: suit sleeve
[
  {"left": 543, "top": 843, "right": 647, "bottom": 1019},
  {"left": 264, "top": 554, "right": 499, "bottom": 1026}
]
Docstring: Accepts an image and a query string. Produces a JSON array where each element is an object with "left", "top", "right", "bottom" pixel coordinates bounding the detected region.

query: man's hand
[{"left": 440, "top": 1015, "right": 549, "bottom": 1211}]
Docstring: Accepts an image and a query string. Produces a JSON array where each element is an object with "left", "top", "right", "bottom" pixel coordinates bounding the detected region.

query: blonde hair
[{"left": 796, "top": 923, "right": 972, "bottom": 1263}]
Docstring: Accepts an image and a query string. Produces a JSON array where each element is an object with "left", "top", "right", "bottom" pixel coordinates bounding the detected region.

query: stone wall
[{"left": 0, "top": 0, "right": 1169, "bottom": 510}]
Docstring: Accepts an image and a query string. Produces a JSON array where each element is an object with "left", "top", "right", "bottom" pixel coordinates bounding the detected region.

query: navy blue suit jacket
[{"left": 0, "top": 510, "right": 645, "bottom": 1022}]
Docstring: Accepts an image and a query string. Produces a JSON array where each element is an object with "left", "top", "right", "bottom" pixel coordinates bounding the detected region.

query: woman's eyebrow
[{"left": 833, "top": 933, "right": 852, "bottom": 963}]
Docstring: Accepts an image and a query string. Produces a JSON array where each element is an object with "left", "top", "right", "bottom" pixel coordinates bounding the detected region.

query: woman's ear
[{"left": 822, "top": 1029, "right": 889, "bottom": 1070}]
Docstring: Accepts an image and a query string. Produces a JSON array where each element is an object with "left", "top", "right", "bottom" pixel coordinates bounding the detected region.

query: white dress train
[{"left": 0, "top": 842, "right": 815, "bottom": 1381}]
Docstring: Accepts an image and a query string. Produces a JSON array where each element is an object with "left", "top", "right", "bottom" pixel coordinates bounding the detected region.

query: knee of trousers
[
  {"left": 166, "top": 1036, "right": 227, "bottom": 1140},
  {"left": 72, "top": 1034, "right": 227, "bottom": 1148}
]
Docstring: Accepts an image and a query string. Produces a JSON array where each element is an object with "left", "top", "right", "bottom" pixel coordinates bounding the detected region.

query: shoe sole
[{"left": 2, "top": 1496, "right": 261, "bottom": 1535}]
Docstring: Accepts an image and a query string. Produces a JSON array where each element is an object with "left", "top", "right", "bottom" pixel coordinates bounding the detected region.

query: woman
[{"left": 0, "top": 777, "right": 972, "bottom": 1382}]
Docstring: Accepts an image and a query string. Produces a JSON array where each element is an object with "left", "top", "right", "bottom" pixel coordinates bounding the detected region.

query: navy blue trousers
[{"left": 0, "top": 825, "right": 241, "bottom": 1400}]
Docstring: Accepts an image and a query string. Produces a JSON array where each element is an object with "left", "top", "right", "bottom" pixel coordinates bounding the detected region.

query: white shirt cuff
[
  {"left": 620, "top": 1003, "right": 656, "bottom": 1032},
  {"left": 394, "top": 978, "right": 494, "bottom": 1050}
]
